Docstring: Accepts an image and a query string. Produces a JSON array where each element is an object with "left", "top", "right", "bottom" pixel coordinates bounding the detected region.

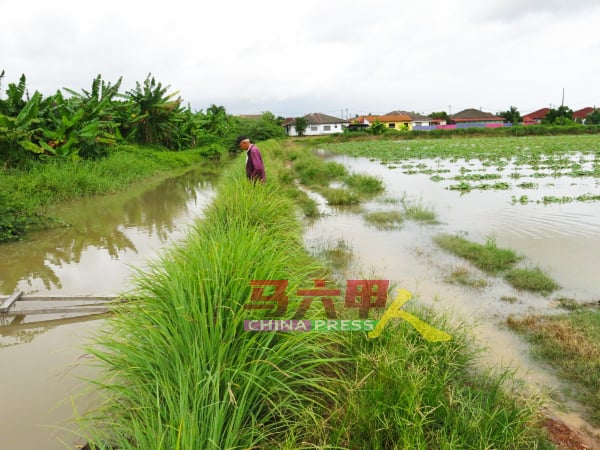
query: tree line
[{"left": 0, "top": 71, "right": 286, "bottom": 167}]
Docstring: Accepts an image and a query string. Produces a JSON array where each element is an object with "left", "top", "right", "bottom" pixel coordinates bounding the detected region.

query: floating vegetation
[
  {"left": 516, "top": 182, "right": 538, "bottom": 189},
  {"left": 320, "top": 135, "right": 599, "bottom": 204}
]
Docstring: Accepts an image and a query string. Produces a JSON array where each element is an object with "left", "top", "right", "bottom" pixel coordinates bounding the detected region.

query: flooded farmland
[
  {"left": 0, "top": 165, "right": 219, "bottom": 449},
  {"left": 1, "top": 136, "right": 599, "bottom": 448}
]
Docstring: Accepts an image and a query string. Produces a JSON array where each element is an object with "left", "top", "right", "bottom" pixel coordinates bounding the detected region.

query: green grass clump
[
  {"left": 504, "top": 267, "right": 560, "bottom": 295},
  {"left": 363, "top": 210, "right": 404, "bottom": 230},
  {"left": 433, "top": 234, "right": 521, "bottom": 273},
  {"left": 290, "top": 150, "right": 347, "bottom": 186},
  {"left": 319, "top": 187, "right": 360, "bottom": 205},
  {"left": 444, "top": 267, "right": 488, "bottom": 288},
  {"left": 402, "top": 199, "right": 438, "bottom": 223},
  {"left": 331, "top": 308, "right": 553, "bottom": 449},
  {"left": 343, "top": 173, "right": 384, "bottom": 195},
  {"left": 508, "top": 310, "right": 600, "bottom": 424}
]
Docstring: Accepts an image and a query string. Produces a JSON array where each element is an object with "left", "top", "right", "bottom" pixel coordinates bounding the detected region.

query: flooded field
[
  {"left": 1, "top": 137, "right": 599, "bottom": 448},
  {"left": 304, "top": 142, "right": 600, "bottom": 443},
  {"left": 0, "top": 166, "right": 218, "bottom": 449}
]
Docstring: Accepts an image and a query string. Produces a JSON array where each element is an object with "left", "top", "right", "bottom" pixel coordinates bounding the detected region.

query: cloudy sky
[{"left": 2, "top": 0, "right": 599, "bottom": 118}]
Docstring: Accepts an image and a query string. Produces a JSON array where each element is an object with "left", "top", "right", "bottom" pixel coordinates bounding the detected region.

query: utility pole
[
  {"left": 561, "top": 88, "right": 565, "bottom": 108},
  {"left": 448, "top": 105, "right": 452, "bottom": 115}
]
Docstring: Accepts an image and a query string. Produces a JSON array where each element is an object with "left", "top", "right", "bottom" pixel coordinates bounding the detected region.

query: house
[
  {"left": 352, "top": 113, "right": 413, "bottom": 130},
  {"left": 573, "top": 107, "right": 595, "bottom": 123},
  {"left": 387, "top": 110, "right": 447, "bottom": 129},
  {"left": 284, "top": 112, "right": 347, "bottom": 136},
  {"left": 522, "top": 108, "right": 550, "bottom": 125},
  {"left": 450, "top": 108, "right": 505, "bottom": 128}
]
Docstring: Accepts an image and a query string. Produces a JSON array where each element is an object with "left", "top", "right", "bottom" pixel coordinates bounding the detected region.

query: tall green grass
[
  {"left": 80, "top": 141, "right": 555, "bottom": 449},
  {"left": 329, "top": 310, "right": 553, "bottom": 449},
  {"left": 81, "top": 167, "right": 345, "bottom": 449}
]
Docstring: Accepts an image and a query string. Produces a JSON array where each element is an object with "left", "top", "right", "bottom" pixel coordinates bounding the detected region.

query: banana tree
[{"left": 126, "top": 74, "right": 182, "bottom": 148}]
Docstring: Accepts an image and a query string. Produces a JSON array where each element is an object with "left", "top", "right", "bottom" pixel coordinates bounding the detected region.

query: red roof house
[{"left": 522, "top": 108, "right": 550, "bottom": 125}]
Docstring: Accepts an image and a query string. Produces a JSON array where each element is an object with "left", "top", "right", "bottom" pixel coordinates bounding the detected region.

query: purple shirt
[{"left": 246, "top": 144, "right": 266, "bottom": 183}]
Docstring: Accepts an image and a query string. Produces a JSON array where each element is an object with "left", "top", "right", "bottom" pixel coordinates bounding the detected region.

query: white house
[{"left": 284, "top": 112, "right": 348, "bottom": 136}]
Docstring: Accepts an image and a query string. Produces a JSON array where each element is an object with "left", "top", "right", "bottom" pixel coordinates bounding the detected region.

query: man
[{"left": 237, "top": 135, "right": 266, "bottom": 183}]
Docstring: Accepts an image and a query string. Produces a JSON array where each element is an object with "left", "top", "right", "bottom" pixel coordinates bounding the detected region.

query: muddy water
[
  {"left": 0, "top": 165, "right": 220, "bottom": 449},
  {"left": 2, "top": 152, "right": 599, "bottom": 447},
  {"left": 304, "top": 153, "right": 600, "bottom": 441}
]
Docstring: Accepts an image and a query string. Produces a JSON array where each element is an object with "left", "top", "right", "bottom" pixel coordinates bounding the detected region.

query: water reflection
[{"left": 0, "top": 164, "right": 220, "bottom": 296}]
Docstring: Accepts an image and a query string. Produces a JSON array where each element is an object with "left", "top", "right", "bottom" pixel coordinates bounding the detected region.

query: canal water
[
  {"left": 1, "top": 151, "right": 599, "bottom": 448},
  {"left": 0, "top": 164, "right": 220, "bottom": 449}
]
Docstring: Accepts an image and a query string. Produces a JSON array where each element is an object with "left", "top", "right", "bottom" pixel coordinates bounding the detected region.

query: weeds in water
[
  {"left": 319, "top": 187, "right": 360, "bottom": 205},
  {"left": 363, "top": 210, "right": 404, "bottom": 230},
  {"left": 320, "top": 238, "right": 354, "bottom": 271},
  {"left": 434, "top": 235, "right": 560, "bottom": 294},
  {"left": 444, "top": 267, "right": 488, "bottom": 288},
  {"left": 343, "top": 173, "right": 384, "bottom": 195},
  {"left": 433, "top": 234, "right": 521, "bottom": 273},
  {"left": 504, "top": 267, "right": 560, "bottom": 295},
  {"left": 401, "top": 198, "right": 439, "bottom": 223}
]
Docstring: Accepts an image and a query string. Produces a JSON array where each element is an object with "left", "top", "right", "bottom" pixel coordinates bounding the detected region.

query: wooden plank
[
  {"left": 3, "top": 306, "right": 112, "bottom": 316},
  {"left": 17, "top": 295, "right": 118, "bottom": 302},
  {"left": 0, "top": 290, "right": 23, "bottom": 313}
]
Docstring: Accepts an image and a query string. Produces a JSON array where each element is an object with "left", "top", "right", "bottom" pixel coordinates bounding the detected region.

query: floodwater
[
  {"left": 0, "top": 164, "right": 220, "bottom": 449},
  {"left": 1, "top": 150, "right": 599, "bottom": 448},
  {"left": 303, "top": 152, "right": 600, "bottom": 444}
]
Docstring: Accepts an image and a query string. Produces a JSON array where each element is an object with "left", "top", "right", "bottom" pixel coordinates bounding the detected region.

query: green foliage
[
  {"left": 0, "top": 190, "right": 43, "bottom": 241},
  {"left": 126, "top": 74, "right": 182, "bottom": 148},
  {"left": 363, "top": 210, "right": 404, "bottom": 230},
  {"left": 429, "top": 111, "right": 450, "bottom": 122},
  {"left": 198, "top": 143, "right": 226, "bottom": 159},
  {"left": 542, "top": 105, "right": 575, "bottom": 125},
  {"left": 343, "top": 173, "right": 384, "bottom": 194},
  {"left": 585, "top": 108, "right": 600, "bottom": 125},
  {"left": 369, "top": 119, "right": 387, "bottom": 135},
  {"left": 294, "top": 116, "right": 308, "bottom": 136},
  {"left": 0, "top": 144, "right": 205, "bottom": 242},
  {"left": 504, "top": 267, "right": 560, "bottom": 295},
  {"left": 498, "top": 105, "right": 522, "bottom": 124},
  {"left": 434, "top": 234, "right": 521, "bottom": 273},
  {"left": 0, "top": 72, "right": 28, "bottom": 116}
]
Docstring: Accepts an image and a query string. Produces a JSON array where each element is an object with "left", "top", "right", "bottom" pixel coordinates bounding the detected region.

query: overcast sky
[{"left": 2, "top": 0, "right": 599, "bottom": 118}]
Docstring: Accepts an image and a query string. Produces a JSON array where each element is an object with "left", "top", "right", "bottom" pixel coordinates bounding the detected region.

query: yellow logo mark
[{"left": 367, "top": 289, "right": 452, "bottom": 342}]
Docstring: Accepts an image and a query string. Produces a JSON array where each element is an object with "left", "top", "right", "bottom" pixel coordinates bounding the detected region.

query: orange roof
[
  {"left": 354, "top": 114, "right": 412, "bottom": 123},
  {"left": 573, "top": 107, "right": 595, "bottom": 119},
  {"left": 522, "top": 108, "right": 550, "bottom": 121}
]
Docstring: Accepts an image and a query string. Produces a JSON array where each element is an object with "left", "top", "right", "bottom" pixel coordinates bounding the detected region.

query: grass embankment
[
  {"left": 0, "top": 144, "right": 212, "bottom": 242},
  {"left": 508, "top": 308, "right": 600, "bottom": 425},
  {"left": 80, "top": 141, "right": 553, "bottom": 448},
  {"left": 434, "top": 234, "right": 560, "bottom": 295}
]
